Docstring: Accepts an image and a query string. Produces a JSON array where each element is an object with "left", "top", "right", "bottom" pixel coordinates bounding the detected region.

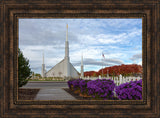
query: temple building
[
  {"left": 80, "top": 53, "right": 84, "bottom": 78},
  {"left": 41, "top": 24, "right": 80, "bottom": 79}
]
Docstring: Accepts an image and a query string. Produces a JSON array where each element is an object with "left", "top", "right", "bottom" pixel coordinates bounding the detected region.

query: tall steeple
[
  {"left": 64, "top": 24, "right": 70, "bottom": 78},
  {"left": 81, "top": 53, "right": 84, "bottom": 78},
  {"left": 66, "top": 24, "right": 68, "bottom": 41},
  {"left": 65, "top": 24, "right": 69, "bottom": 59},
  {"left": 41, "top": 52, "right": 46, "bottom": 78},
  {"left": 44, "top": 24, "right": 80, "bottom": 79},
  {"left": 43, "top": 52, "right": 44, "bottom": 64}
]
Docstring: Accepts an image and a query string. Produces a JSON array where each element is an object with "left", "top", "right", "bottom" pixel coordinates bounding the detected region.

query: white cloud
[
  {"left": 130, "top": 53, "right": 142, "bottom": 61},
  {"left": 138, "top": 61, "right": 142, "bottom": 65}
]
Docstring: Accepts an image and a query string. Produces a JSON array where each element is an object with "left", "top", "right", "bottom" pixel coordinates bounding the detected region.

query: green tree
[
  {"left": 18, "top": 49, "right": 32, "bottom": 87},
  {"left": 35, "top": 73, "right": 42, "bottom": 78}
]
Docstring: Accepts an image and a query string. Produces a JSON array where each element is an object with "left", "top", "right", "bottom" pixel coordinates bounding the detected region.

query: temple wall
[
  {"left": 46, "top": 60, "right": 65, "bottom": 77},
  {"left": 45, "top": 59, "right": 79, "bottom": 79},
  {"left": 70, "top": 64, "right": 80, "bottom": 79}
]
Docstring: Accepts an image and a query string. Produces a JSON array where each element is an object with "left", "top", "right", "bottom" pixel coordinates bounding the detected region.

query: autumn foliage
[{"left": 84, "top": 64, "right": 142, "bottom": 77}]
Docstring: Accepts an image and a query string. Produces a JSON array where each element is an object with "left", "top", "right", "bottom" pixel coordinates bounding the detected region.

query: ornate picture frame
[{"left": 0, "top": 0, "right": 159, "bottom": 117}]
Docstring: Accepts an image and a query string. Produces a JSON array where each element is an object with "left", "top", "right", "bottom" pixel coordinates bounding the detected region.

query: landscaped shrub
[
  {"left": 115, "top": 79, "right": 142, "bottom": 100},
  {"left": 67, "top": 78, "right": 142, "bottom": 100},
  {"left": 71, "top": 79, "right": 82, "bottom": 90},
  {"left": 79, "top": 79, "right": 90, "bottom": 94},
  {"left": 87, "top": 79, "right": 116, "bottom": 100},
  {"left": 67, "top": 79, "right": 82, "bottom": 90},
  {"left": 68, "top": 79, "right": 115, "bottom": 99},
  {"left": 67, "top": 80, "right": 73, "bottom": 89}
]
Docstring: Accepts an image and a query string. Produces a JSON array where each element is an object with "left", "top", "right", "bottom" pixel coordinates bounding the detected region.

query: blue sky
[{"left": 19, "top": 19, "right": 142, "bottom": 74}]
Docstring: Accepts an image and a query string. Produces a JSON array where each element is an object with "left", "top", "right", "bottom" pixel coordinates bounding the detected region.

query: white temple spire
[
  {"left": 43, "top": 52, "right": 44, "bottom": 64},
  {"left": 81, "top": 53, "right": 84, "bottom": 78},
  {"left": 65, "top": 24, "right": 69, "bottom": 58},
  {"left": 81, "top": 53, "right": 83, "bottom": 66},
  {"left": 41, "top": 52, "right": 46, "bottom": 78},
  {"left": 44, "top": 24, "right": 80, "bottom": 80},
  {"left": 66, "top": 24, "right": 68, "bottom": 41},
  {"left": 64, "top": 24, "right": 70, "bottom": 78}
]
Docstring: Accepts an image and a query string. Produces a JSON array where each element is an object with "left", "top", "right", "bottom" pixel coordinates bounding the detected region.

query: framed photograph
[
  {"left": 18, "top": 18, "right": 143, "bottom": 101},
  {"left": 0, "top": 0, "right": 159, "bottom": 117}
]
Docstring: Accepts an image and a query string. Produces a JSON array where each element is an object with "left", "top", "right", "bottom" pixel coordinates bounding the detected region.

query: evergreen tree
[{"left": 18, "top": 49, "right": 32, "bottom": 87}]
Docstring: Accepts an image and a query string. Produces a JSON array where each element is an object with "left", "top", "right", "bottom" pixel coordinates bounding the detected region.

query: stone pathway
[{"left": 34, "top": 88, "right": 76, "bottom": 100}]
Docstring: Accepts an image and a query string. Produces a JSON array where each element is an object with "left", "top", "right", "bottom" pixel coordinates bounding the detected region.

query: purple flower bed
[
  {"left": 115, "top": 79, "right": 142, "bottom": 100},
  {"left": 67, "top": 79, "right": 82, "bottom": 90},
  {"left": 79, "top": 79, "right": 89, "bottom": 94},
  {"left": 67, "top": 78, "right": 142, "bottom": 100},
  {"left": 67, "top": 78, "right": 116, "bottom": 100},
  {"left": 87, "top": 79, "right": 115, "bottom": 100},
  {"left": 67, "top": 80, "right": 73, "bottom": 89}
]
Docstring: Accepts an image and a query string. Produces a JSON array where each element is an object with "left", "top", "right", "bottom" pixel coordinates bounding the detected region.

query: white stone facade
[{"left": 45, "top": 59, "right": 79, "bottom": 79}]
